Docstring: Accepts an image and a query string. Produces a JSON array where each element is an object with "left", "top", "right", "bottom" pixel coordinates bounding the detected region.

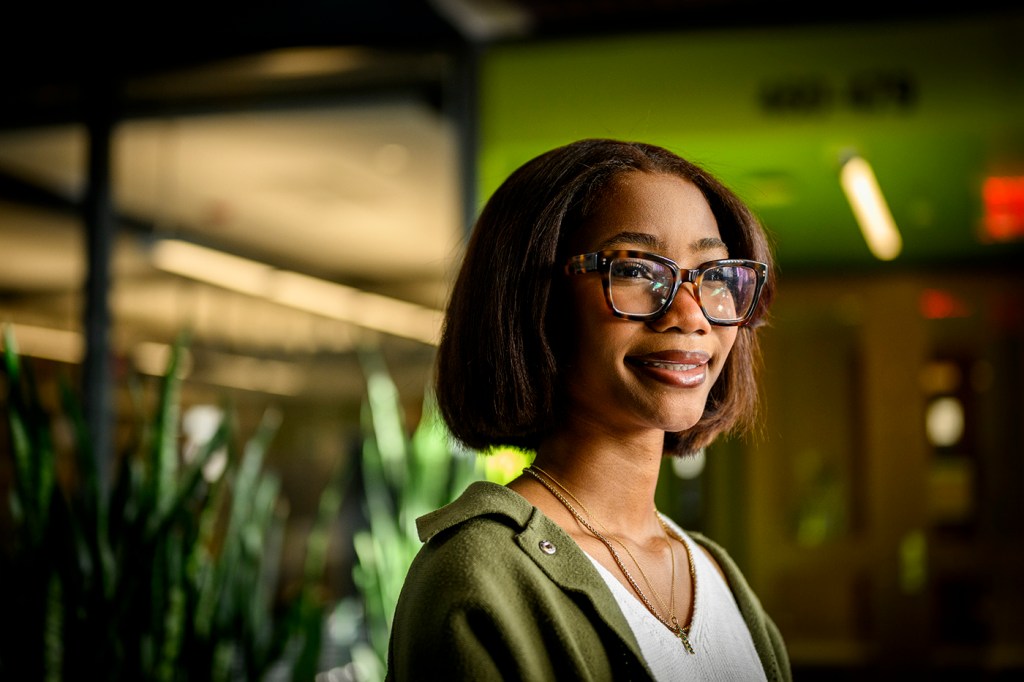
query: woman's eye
[{"left": 616, "top": 260, "right": 652, "bottom": 279}]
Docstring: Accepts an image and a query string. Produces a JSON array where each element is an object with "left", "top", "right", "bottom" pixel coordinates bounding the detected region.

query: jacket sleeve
[{"left": 386, "top": 569, "right": 522, "bottom": 679}]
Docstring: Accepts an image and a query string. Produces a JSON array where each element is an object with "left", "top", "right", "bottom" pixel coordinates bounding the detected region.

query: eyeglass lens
[{"left": 608, "top": 256, "right": 757, "bottom": 321}]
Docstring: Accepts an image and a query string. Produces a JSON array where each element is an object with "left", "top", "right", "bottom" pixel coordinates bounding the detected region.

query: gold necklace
[
  {"left": 523, "top": 465, "right": 697, "bottom": 654},
  {"left": 531, "top": 466, "right": 677, "bottom": 618}
]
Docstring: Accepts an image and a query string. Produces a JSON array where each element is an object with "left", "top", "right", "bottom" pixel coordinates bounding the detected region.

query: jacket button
[{"left": 538, "top": 539, "right": 557, "bottom": 555}]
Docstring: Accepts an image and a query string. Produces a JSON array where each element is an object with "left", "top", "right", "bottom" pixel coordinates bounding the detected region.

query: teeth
[{"left": 645, "top": 361, "right": 698, "bottom": 371}]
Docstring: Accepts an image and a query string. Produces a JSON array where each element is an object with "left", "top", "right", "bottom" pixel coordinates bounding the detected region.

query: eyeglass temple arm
[{"left": 565, "top": 253, "right": 600, "bottom": 275}]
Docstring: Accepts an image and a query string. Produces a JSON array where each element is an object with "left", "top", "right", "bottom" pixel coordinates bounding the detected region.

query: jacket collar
[
  {"left": 416, "top": 481, "right": 650, "bottom": 676},
  {"left": 416, "top": 480, "right": 533, "bottom": 542}
]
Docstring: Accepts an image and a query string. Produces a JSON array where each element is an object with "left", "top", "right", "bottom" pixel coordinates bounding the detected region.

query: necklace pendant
[{"left": 675, "top": 624, "right": 695, "bottom": 654}]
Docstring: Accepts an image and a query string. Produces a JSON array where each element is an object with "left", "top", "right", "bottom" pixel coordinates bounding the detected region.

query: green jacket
[{"left": 386, "top": 481, "right": 791, "bottom": 681}]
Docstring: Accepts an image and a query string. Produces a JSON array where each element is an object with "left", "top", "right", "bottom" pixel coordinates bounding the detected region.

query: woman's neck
[{"left": 523, "top": 424, "right": 667, "bottom": 538}]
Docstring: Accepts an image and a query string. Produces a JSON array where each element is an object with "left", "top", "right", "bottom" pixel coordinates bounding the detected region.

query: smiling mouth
[
  {"left": 625, "top": 351, "right": 711, "bottom": 388},
  {"left": 636, "top": 360, "right": 703, "bottom": 372}
]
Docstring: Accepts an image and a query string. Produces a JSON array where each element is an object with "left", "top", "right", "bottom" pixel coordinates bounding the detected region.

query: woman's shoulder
[
  {"left": 410, "top": 485, "right": 534, "bottom": 585},
  {"left": 389, "top": 487, "right": 653, "bottom": 681},
  {"left": 394, "top": 481, "right": 607, "bottom": 645},
  {"left": 411, "top": 481, "right": 581, "bottom": 579},
  {"left": 415, "top": 480, "right": 535, "bottom": 544},
  {"left": 405, "top": 480, "right": 606, "bottom": 598}
]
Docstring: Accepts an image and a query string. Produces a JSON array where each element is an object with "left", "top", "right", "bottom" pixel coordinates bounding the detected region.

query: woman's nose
[{"left": 647, "top": 283, "right": 711, "bottom": 333}]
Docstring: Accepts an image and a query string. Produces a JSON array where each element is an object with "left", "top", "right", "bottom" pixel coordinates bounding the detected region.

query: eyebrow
[
  {"left": 597, "top": 231, "right": 729, "bottom": 255},
  {"left": 693, "top": 236, "right": 728, "bottom": 254},
  {"left": 597, "top": 231, "right": 664, "bottom": 251}
]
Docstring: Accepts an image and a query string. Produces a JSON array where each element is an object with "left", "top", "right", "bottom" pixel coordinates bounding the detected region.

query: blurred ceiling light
[
  {"left": 982, "top": 175, "right": 1024, "bottom": 241},
  {"left": 254, "top": 47, "right": 371, "bottom": 78},
  {"left": 125, "top": 47, "right": 375, "bottom": 100},
  {"left": 151, "top": 239, "right": 443, "bottom": 345},
  {"left": 840, "top": 154, "right": 902, "bottom": 261},
  {"left": 430, "top": 0, "right": 532, "bottom": 41},
  {"left": 152, "top": 240, "right": 272, "bottom": 297},
  {"left": 926, "top": 396, "right": 965, "bottom": 448},
  {"left": 919, "top": 288, "right": 971, "bottom": 320},
  {"left": 1, "top": 323, "right": 83, "bottom": 364}
]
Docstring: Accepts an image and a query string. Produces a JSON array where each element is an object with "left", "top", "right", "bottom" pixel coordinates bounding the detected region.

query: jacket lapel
[{"left": 417, "top": 481, "right": 650, "bottom": 674}]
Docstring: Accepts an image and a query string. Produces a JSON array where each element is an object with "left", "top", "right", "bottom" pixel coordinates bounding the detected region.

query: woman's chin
[{"left": 658, "top": 412, "right": 704, "bottom": 435}]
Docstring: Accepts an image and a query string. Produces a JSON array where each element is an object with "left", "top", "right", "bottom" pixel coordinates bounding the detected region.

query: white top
[{"left": 585, "top": 519, "right": 767, "bottom": 681}]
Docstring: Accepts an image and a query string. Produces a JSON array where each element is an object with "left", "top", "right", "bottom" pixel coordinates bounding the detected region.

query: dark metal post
[
  {"left": 82, "top": 80, "right": 116, "bottom": 496},
  {"left": 450, "top": 43, "right": 480, "bottom": 236}
]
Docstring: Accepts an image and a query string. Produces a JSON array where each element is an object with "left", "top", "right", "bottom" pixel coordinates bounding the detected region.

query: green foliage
[
  {"left": 0, "top": 328, "right": 340, "bottom": 681},
  {"left": 343, "top": 350, "right": 533, "bottom": 681}
]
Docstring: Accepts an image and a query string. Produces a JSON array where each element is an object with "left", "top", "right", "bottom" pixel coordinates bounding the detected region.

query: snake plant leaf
[
  {"left": 58, "top": 376, "right": 99, "bottom": 503},
  {"left": 5, "top": 397, "right": 32, "bottom": 527},
  {"left": 358, "top": 349, "right": 408, "bottom": 492},
  {"left": 404, "top": 389, "right": 452, "bottom": 524},
  {"left": 291, "top": 591, "right": 330, "bottom": 682},
  {"left": 2, "top": 324, "right": 20, "bottom": 382},
  {"left": 157, "top": 585, "right": 186, "bottom": 682},
  {"left": 56, "top": 375, "right": 117, "bottom": 600},
  {"left": 148, "top": 335, "right": 187, "bottom": 525},
  {"left": 230, "top": 472, "right": 282, "bottom": 679},
  {"left": 359, "top": 436, "right": 394, "bottom": 548},
  {"left": 349, "top": 640, "right": 385, "bottom": 682},
  {"left": 348, "top": 349, "right": 499, "bottom": 676},
  {"left": 254, "top": 499, "right": 288, "bottom": 665},
  {"left": 2, "top": 327, "right": 56, "bottom": 547},
  {"left": 247, "top": 475, "right": 280, "bottom": 563},
  {"left": 191, "top": 445, "right": 235, "bottom": 639},
  {"left": 145, "top": 529, "right": 187, "bottom": 682},
  {"left": 107, "top": 440, "right": 144, "bottom": 564},
  {"left": 224, "top": 408, "right": 280, "bottom": 562},
  {"left": 351, "top": 530, "right": 389, "bottom": 660},
  {"left": 271, "top": 457, "right": 350, "bottom": 681},
  {"left": 304, "top": 460, "right": 349, "bottom": 585},
  {"left": 207, "top": 407, "right": 282, "bottom": 640},
  {"left": 211, "top": 642, "right": 235, "bottom": 682},
  {"left": 146, "top": 408, "right": 231, "bottom": 541},
  {"left": 2, "top": 333, "right": 335, "bottom": 680}
]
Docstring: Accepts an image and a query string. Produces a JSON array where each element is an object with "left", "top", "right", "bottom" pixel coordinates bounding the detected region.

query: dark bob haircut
[{"left": 436, "top": 139, "right": 775, "bottom": 455}]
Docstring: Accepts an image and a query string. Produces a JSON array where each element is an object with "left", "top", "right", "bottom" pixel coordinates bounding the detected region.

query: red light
[
  {"left": 920, "top": 289, "right": 970, "bottom": 320},
  {"left": 983, "top": 176, "right": 1024, "bottom": 241}
]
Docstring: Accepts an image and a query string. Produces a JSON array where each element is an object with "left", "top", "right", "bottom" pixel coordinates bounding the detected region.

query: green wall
[{"left": 478, "top": 12, "right": 1024, "bottom": 270}]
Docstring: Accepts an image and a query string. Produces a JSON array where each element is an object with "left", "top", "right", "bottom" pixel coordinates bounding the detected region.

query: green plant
[
  {"left": 0, "top": 328, "right": 341, "bottom": 681},
  {"left": 337, "top": 350, "right": 532, "bottom": 682}
]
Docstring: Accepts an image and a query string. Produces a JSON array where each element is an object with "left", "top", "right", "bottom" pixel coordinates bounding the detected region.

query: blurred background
[{"left": 1, "top": 0, "right": 1022, "bottom": 679}]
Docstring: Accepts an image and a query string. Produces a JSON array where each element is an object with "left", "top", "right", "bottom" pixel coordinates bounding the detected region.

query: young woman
[{"left": 386, "top": 139, "right": 790, "bottom": 681}]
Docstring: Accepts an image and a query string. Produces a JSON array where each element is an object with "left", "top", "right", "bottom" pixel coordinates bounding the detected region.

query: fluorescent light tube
[
  {"left": 840, "top": 155, "right": 902, "bottom": 261},
  {"left": 1, "top": 323, "right": 84, "bottom": 364},
  {"left": 151, "top": 239, "right": 443, "bottom": 345}
]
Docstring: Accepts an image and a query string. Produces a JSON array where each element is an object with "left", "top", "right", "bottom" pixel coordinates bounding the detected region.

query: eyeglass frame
[{"left": 564, "top": 249, "right": 768, "bottom": 326}]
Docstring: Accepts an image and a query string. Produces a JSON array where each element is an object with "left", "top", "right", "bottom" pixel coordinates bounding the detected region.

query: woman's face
[{"left": 560, "top": 171, "right": 739, "bottom": 439}]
